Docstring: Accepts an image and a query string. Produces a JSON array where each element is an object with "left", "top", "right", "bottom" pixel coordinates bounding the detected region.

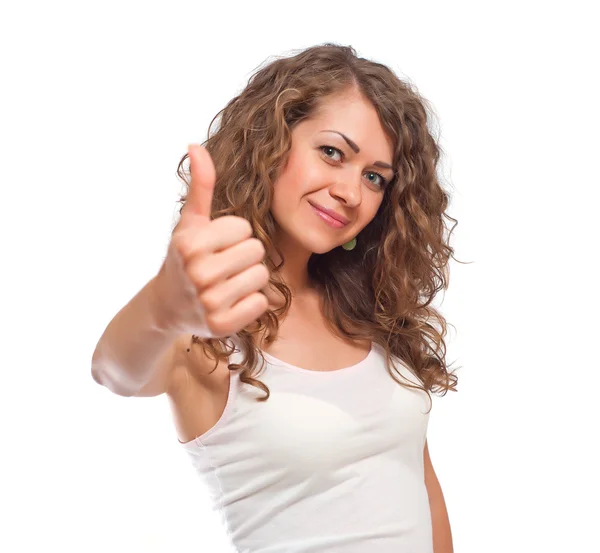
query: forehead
[{"left": 305, "top": 92, "right": 394, "bottom": 158}]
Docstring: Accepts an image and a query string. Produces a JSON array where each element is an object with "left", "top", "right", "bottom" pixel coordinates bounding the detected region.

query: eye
[
  {"left": 364, "top": 170, "right": 387, "bottom": 188},
  {"left": 319, "top": 145, "right": 388, "bottom": 189},
  {"left": 320, "top": 145, "right": 343, "bottom": 162}
]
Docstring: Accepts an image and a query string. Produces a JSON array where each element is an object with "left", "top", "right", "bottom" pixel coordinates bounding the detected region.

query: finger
[
  {"left": 195, "top": 237, "right": 265, "bottom": 285},
  {"left": 176, "top": 215, "right": 254, "bottom": 263},
  {"left": 186, "top": 234, "right": 263, "bottom": 289},
  {"left": 198, "top": 263, "right": 270, "bottom": 313},
  {"left": 184, "top": 144, "right": 216, "bottom": 220},
  {"left": 206, "top": 292, "right": 269, "bottom": 337}
]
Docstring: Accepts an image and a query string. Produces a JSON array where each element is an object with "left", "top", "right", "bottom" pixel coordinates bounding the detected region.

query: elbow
[{"left": 91, "top": 356, "right": 137, "bottom": 397}]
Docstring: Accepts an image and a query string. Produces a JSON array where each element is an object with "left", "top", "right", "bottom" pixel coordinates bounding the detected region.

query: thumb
[{"left": 183, "top": 144, "right": 216, "bottom": 221}]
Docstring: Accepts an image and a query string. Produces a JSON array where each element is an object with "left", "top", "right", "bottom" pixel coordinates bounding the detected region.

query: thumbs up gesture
[{"left": 154, "top": 145, "right": 270, "bottom": 338}]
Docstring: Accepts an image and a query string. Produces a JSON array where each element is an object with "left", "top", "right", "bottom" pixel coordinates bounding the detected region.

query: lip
[{"left": 308, "top": 201, "right": 350, "bottom": 225}]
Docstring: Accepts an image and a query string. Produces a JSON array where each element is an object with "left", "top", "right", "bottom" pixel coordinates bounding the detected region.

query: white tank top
[{"left": 180, "top": 335, "right": 433, "bottom": 553}]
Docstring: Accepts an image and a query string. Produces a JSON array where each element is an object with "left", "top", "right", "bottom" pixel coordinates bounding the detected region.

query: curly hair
[{"left": 175, "top": 42, "right": 462, "bottom": 410}]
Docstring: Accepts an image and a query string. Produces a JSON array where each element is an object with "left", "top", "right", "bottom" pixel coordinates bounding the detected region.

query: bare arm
[
  {"left": 424, "top": 440, "right": 454, "bottom": 553},
  {"left": 91, "top": 275, "right": 182, "bottom": 397},
  {"left": 92, "top": 145, "right": 269, "bottom": 398}
]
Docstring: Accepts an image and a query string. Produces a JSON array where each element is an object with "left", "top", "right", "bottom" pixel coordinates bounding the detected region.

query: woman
[{"left": 92, "top": 43, "right": 458, "bottom": 553}]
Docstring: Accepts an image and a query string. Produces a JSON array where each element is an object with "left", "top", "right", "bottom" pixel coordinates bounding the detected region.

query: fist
[{"left": 155, "top": 145, "right": 270, "bottom": 338}]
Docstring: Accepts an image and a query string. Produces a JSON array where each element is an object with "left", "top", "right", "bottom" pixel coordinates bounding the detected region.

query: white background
[{"left": 1, "top": 1, "right": 598, "bottom": 551}]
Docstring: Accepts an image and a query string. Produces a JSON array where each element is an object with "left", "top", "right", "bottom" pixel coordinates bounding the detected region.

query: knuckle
[
  {"left": 174, "top": 229, "right": 209, "bottom": 260},
  {"left": 258, "top": 292, "right": 269, "bottom": 311},
  {"left": 198, "top": 289, "right": 220, "bottom": 313},
  {"left": 189, "top": 262, "right": 212, "bottom": 290},
  {"left": 193, "top": 273, "right": 211, "bottom": 291},
  {"left": 257, "top": 264, "right": 270, "bottom": 283},
  {"left": 191, "top": 237, "right": 210, "bottom": 258},
  {"left": 249, "top": 237, "right": 266, "bottom": 256},
  {"left": 236, "top": 217, "right": 253, "bottom": 237},
  {"left": 205, "top": 313, "right": 228, "bottom": 337},
  {"left": 171, "top": 233, "right": 188, "bottom": 258}
]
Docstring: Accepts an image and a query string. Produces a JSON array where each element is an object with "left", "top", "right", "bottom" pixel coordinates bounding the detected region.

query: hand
[{"left": 154, "top": 144, "right": 270, "bottom": 337}]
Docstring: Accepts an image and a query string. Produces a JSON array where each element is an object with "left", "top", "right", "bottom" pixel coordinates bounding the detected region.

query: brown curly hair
[{"left": 175, "top": 42, "right": 462, "bottom": 410}]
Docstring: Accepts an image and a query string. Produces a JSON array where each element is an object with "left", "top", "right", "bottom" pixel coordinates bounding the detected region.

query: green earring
[{"left": 342, "top": 236, "right": 357, "bottom": 251}]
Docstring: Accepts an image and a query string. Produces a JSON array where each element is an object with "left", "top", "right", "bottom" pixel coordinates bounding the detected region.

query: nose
[{"left": 329, "top": 169, "right": 363, "bottom": 208}]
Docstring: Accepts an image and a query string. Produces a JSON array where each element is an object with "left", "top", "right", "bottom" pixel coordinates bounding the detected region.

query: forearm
[
  {"left": 429, "top": 482, "right": 454, "bottom": 553},
  {"left": 91, "top": 276, "right": 180, "bottom": 396}
]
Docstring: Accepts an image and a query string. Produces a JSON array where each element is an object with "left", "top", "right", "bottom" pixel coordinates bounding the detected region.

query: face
[{"left": 271, "top": 90, "right": 395, "bottom": 257}]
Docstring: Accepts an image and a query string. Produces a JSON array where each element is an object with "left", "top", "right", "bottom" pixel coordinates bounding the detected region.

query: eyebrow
[{"left": 320, "top": 130, "right": 394, "bottom": 170}]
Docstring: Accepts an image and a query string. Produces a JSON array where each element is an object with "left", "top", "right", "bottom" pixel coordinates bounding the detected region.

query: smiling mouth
[
  {"left": 308, "top": 201, "right": 350, "bottom": 226},
  {"left": 309, "top": 203, "right": 349, "bottom": 228}
]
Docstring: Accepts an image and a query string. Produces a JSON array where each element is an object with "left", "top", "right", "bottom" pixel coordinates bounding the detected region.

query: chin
[
  {"left": 304, "top": 237, "right": 341, "bottom": 255},
  {"left": 274, "top": 213, "right": 346, "bottom": 256}
]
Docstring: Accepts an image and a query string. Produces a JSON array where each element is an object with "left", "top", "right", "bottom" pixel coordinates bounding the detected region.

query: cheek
[
  {"left": 272, "top": 168, "right": 300, "bottom": 216},
  {"left": 359, "top": 200, "right": 384, "bottom": 229},
  {"left": 274, "top": 151, "right": 312, "bottom": 196}
]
